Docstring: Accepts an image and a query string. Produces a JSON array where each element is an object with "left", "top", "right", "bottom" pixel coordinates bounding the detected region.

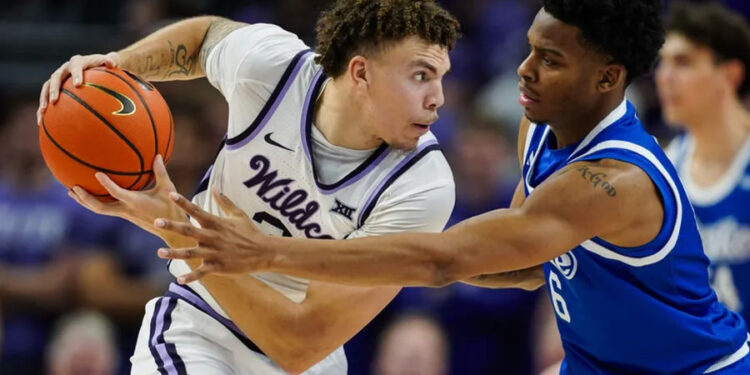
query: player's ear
[
  {"left": 597, "top": 64, "right": 625, "bottom": 93},
  {"left": 720, "top": 59, "right": 745, "bottom": 93},
  {"left": 347, "top": 55, "right": 369, "bottom": 90}
]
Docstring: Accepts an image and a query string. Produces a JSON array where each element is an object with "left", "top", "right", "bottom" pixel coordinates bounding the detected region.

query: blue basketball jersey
[
  {"left": 522, "top": 100, "right": 750, "bottom": 374},
  {"left": 668, "top": 134, "right": 750, "bottom": 328}
]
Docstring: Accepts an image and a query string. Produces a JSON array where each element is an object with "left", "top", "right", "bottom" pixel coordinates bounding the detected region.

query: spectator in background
[
  {"left": 447, "top": 117, "right": 518, "bottom": 226},
  {"left": 373, "top": 314, "right": 448, "bottom": 375},
  {"left": 166, "top": 103, "right": 222, "bottom": 195},
  {"left": 46, "top": 310, "right": 118, "bottom": 375},
  {"left": 0, "top": 99, "right": 173, "bottom": 374},
  {"left": 657, "top": 2, "right": 750, "bottom": 326},
  {"left": 0, "top": 100, "right": 87, "bottom": 375}
]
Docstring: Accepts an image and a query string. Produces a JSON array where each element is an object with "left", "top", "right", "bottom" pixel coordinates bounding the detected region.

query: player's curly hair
[
  {"left": 667, "top": 2, "right": 750, "bottom": 95},
  {"left": 314, "top": 0, "right": 460, "bottom": 77},
  {"left": 542, "top": 0, "right": 665, "bottom": 84}
]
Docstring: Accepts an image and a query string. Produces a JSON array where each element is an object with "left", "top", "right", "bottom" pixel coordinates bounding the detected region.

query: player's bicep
[
  {"left": 509, "top": 178, "right": 526, "bottom": 209},
  {"left": 519, "top": 161, "right": 646, "bottom": 254},
  {"left": 199, "top": 18, "right": 249, "bottom": 72},
  {"left": 516, "top": 117, "right": 532, "bottom": 168}
]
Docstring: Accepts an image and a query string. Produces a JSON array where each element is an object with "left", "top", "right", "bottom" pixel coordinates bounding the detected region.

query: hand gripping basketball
[
  {"left": 38, "top": 52, "right": 121, "bottom": 125},
  {"left": 38, "top": 65, "right": 174, "bottom": 196},
  {"left": 68, "top": 154, "right": 189, "bottom": 243}
]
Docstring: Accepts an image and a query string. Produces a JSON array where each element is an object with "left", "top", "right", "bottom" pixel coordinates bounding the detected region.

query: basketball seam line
[
  {"left": 99, "top": 69, "right": 161, "bottom": 190},
  {"left": 61, "top": 87, "right": 146, "bottom": 190},
  {"left": 100, "top": 69, "right": 160, "bottom": 158},
  {"left": 40, "top": 117, "right": 156, "bottom": 176}
]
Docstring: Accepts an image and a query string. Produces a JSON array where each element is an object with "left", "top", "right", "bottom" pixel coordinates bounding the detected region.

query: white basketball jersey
[{"left": 168, "top": 24, "right": 455, "bottom": 317}]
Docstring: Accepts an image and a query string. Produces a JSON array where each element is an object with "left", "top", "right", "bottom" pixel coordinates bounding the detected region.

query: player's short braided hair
[{"left": 314, "top": 0, "right": 460, "bottom": 77}]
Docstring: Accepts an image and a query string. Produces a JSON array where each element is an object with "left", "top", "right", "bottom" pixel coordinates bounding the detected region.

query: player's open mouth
[{"left": 413, "top": 123, "right": 430, "bottom": 133}]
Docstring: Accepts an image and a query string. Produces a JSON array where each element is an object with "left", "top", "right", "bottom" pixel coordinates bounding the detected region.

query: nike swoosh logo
[
  {"left": 84, "top": 83, "right": 136, "bottom": 116},
  {"left": 264, "top": 133, "right": 294, "bottom": 152}
]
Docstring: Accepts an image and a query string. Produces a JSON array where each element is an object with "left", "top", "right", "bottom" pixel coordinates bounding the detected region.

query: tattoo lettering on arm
[
  {"left": 575, "top": 166, "right": 617, "bottom": 197},
  {"left": 474, "top": 270, "right": 525, "bottom": 281},
  {"left": 199, "top": 18, "right": 249, "bottom": 72},
  {"left": 134, "top": 55, "right": 163, "bottom": 76},
  {"left": 168, "top": 42, "right": 198, "bottom": 77},
  {"left": 466, "top": 266, "right": 545, "bottom": 290}
]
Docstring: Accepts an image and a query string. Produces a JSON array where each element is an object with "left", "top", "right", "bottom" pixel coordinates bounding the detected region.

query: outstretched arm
[
  {"left": 159, "top": 158, "right": 663, "bottom": 287},
  {"left": 459, "top": 180, "right": 545, "bottom": 291}
]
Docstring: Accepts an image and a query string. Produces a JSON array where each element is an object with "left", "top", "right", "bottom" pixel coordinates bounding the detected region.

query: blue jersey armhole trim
[{"left": 576, "top": 149, "right": 678, "bottom": 258}]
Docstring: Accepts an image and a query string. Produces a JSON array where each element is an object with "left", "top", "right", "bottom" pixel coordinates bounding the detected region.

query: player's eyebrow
[
  {"left": 410, "top": 59, "right": 451, "bottom": 75},
  {"left": 536, "top": 46, "right": 564, "bottom": 58},
  {"left": 527, "top": 34, "right": 566, "bottom": 59}
]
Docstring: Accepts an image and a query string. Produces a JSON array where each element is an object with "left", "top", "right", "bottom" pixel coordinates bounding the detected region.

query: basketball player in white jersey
[
  {"left": 37, "top": 1, "right": 460, "bottom": 374},
  {"left": 657, "top": 2, "right": 750, "bottom": 326}
]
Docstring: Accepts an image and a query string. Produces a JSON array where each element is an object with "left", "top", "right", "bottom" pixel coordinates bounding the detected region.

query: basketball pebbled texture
[{"left": 39, "top": 67, "right": 174, "bottom": 197}]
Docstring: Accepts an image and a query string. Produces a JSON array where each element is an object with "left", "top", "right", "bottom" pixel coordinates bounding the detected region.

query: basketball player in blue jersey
[
  {"left": 157, "top": 1, "right": 750, "bottom": 374},
  {"left": 657, "top": 3, "right": 750, "bottom": 329},
  {"left": 38, "top": 1, "right": 459, "bottom": 374}
]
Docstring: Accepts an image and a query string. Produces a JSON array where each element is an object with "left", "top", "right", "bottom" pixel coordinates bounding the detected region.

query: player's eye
[{"left": 415, "top": 72, "right": 428, "bottom": 82}]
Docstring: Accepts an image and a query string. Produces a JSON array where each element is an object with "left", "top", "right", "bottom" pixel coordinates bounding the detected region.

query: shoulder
[
  {"left": 360, "top": 156, "right": 454, "bottom": 234},
  {"left": 546, "top": 158, "right": 657, "bottom": 204},
  {"left": 204, "top": 22, "right": 310, "bottom": 98},
  {"left": 361, "top": 132, "right": 454, "bottom": 203},
  {"left": 387, "top": 145, "right": 453, "bottom": 198}
]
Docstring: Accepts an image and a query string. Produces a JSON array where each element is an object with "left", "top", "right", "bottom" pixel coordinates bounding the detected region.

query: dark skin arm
[
  {"left": 461, "top": 118, "right": 544, "bottom": 291},
  {"left": 156, "top": 126, "right": 663, "bottom": 288}
]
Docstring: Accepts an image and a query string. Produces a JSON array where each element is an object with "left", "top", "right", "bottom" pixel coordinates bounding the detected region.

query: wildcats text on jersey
[{"left": 243, "top": 154, "right": 333, "bottom": 239}]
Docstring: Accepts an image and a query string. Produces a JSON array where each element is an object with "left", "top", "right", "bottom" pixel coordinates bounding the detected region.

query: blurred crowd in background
[{"left": 0, "top": 0, "right": 749, "bottom": 374}]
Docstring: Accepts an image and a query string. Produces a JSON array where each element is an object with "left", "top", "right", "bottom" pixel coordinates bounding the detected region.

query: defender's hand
[{"left": 155, "top": 188, "right": 271, "bottom": 284}]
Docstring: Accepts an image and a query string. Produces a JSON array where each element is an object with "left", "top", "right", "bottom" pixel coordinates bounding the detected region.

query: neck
[
  {"left": 313, "top": 78, "right": 382, "bottom": 150},
  {"left": 548, "top": 93, "right": 624, "bottom": 149},
  {"left": 687, "top": 96, "right": 750, "bottom": 162}
]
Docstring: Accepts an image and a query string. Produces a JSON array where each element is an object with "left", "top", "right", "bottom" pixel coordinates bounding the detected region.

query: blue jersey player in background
[
  {"left": 657, "top": 2, "right": 750, "bottom": 328},
  {"left": 157, "top": 0, "right": 750, "bottom": 373}
]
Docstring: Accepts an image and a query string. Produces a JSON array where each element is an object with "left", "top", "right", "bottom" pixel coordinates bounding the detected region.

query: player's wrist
[{"left": 260, "top": 235, "right": 288, "bottom": 272}]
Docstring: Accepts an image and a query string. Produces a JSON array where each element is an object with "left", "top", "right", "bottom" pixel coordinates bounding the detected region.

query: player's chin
[
  {"left": 388, "top": 137, "right": 419, "bottom": 151},
  {"left": 523, "top": 110, "right": 547, "bottom": 125}
]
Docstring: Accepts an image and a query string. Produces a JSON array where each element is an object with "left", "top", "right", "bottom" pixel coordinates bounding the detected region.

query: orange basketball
[{"left": 39, "top": 67, "right": 174, "bottom": 198}]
